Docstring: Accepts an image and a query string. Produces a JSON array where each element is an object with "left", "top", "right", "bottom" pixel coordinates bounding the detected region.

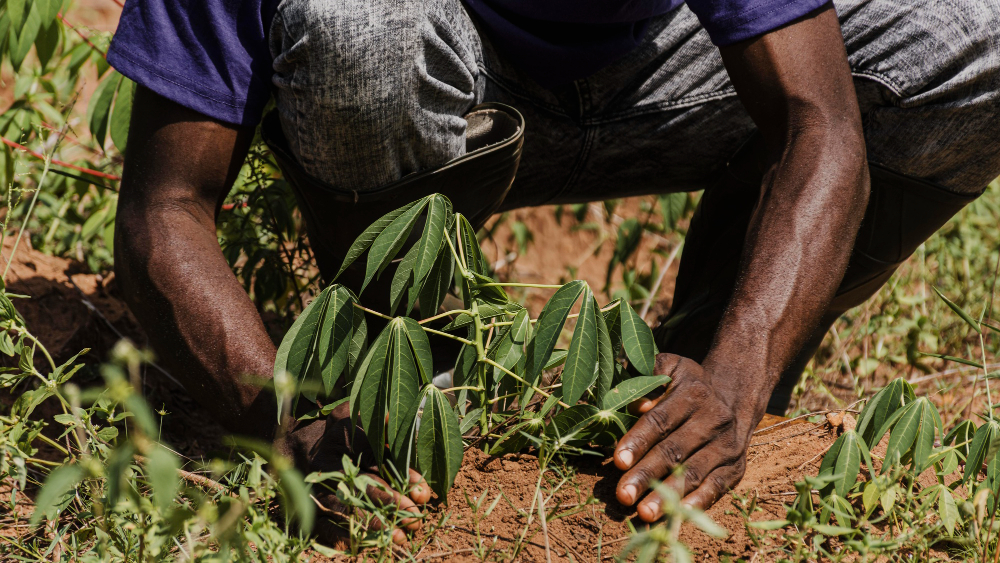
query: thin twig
[
  {"left": 639, "top": 240, "right": 683, "bottom": 320},
  {"left": 536, "top": 487, "right": 553, "bottom": 563}
]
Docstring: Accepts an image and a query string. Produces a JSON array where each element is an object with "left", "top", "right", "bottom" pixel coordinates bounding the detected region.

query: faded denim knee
[{"left": 269, "top": 0, "right": 484, "bottom": 191}]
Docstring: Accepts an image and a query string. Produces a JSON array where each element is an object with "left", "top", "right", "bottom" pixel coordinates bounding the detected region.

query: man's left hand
[{"left": 613, "top": 353, "right": 767, "bottom": 520}]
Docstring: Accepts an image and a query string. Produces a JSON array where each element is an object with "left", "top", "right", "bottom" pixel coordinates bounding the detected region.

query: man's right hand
[{"left": 115, "top": 87, "right": 426, "bottom": 544}]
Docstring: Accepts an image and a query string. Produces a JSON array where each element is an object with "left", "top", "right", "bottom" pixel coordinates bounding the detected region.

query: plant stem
[
  {"left": 0, "top": 415, "right": 71, "bottom": 456},
  {"left": 477, "top": 282, "right": 564, "bottom": 289},
  {"left": 472, "top": 302, "right": 490, "bottom": 446},
  {"left": 417, "top": 309, "right": 472, "bottom": 325},
  {"left": 480, "top": 357, "right": 570, "bottom": 409}
]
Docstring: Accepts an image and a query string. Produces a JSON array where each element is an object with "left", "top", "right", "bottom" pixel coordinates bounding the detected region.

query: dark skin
[{"left": 115, "top": 2, "right": 867, "bottom": 537}]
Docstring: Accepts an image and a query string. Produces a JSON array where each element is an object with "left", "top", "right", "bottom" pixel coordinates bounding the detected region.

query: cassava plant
[
  {"left": 274, "top": 193, "right": 667, "bottom": 499},
  {"left": 749, "top": 286, "right": 1000, "bottom": 561}
]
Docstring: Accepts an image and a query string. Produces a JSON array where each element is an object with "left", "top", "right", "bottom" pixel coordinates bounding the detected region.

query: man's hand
[
  {"left": 116, "top": 88, "right": 429, "bottom": 543},
  {"left": 282, "top": 402, "right": 430, "bottom": 545},
  {"left": 613, "top": 4, "right": 869, "bottom": 518},
  {"left": 614, "top": 354, "right": 761, "bottom": 519}
]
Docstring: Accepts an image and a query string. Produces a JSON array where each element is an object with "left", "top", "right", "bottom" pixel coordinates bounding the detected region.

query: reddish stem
[
  {"left": 2, "top": 137, "right": 121, "bottom": 181},
  {"left": 57, "top": 13, "right": 107, "bottom": 58}
]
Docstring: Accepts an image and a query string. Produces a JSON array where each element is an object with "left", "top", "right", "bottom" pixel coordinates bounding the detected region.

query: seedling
[{"left": 274, "top": 193, "right": 666, "bottom": 499}]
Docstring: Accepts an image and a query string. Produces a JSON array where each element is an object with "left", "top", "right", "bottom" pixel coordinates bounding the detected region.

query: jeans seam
[
  {"left": 478, "top": 65, "right": 568, "bottom": 117},
  {"left": 585, "top": 89, "right": 739, "bottom": 126},
  {"left": 548, "top": 125, "right": 597, "bottom": 203}
]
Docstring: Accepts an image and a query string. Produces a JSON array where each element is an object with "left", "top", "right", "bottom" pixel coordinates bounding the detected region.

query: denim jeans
[{"left": 269, "top": 0, "right": 1000, "bottom": 201}]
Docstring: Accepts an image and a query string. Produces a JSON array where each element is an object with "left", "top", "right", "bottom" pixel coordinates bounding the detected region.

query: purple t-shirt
[{"left": 107, "top": 0, "right": 829, "bottom": 127}]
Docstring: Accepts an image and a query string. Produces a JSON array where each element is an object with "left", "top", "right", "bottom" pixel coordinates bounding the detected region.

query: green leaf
[
  {"left": 602, "top": 299, "right": 624, "bottom": 354},
  {"left": 87, "top": 71, "right": 121, "bottom": 149},
  {"left": 594, "top": 298, "right": 614, "bottom": 407},
  {"left": 350, "top": 326, "right": 392, "bottom": 433},
  {"left": 400, "top": 317, "right": 433, "bottom": 385},
  {"left": 452, "top": 343, "right": 478, "bottom": 413},
  {"left": 920, "top": 352, "right": 983, "bottom": 368},
  {"left": 939, "top": 486, "right": 959, "bottom": 535},
  {"left": 417, "top": 386, "right": 463, "bottom": 499},
  {"left": 856, "top": 378, "right": 915, "bottom": 446},
  {"left": 457, "top": 214, "right": 487, "bottom": 275},
  {"left": 412, "top": 194, "right": 451, "bottom": 290},
  {"left": 620, "top": 301, "right": 656, "bottom": 376},
  {"left": 964, "top": 420, "right": 1000, "bottom": 484},
  {"left": 36, "top": 0, "right": 61, "bottom": 25},
  {"left": 277, "top": 465, "right": 315, "bottom": 535},
  {"left": 601, "top": 374, "right": 671, "bottom": 412},
  {"left": 818, "top": 430, "right": 863, "bottom": 498},
  {"left": 525, "top": 281, "right": 586, "bottom": 383},
  {"left": 932, "top": 286, "right": 981, "bottom": 333},
  {"left": 659, "top": 192, "right": 688, "bottom": 230},
  {"left": 9, "top": 2, "right": 41, "bottom": 71},
  {"left": 317, "top": 286, "right": 355, "bottom": 395},
  {"left": 335, "top": 200, "right": 420, "bottom": 280},
  {"left": 387, "top": 320, "right": 421, "bottom": 470},
  {"left": 885, "top": 398, "right": 937, "bottom": 472},
  {"left": 561, "top": 287, "right": 599, "bottom": 406},
  {"left": 273, "top": 286, "right": 330, "bottom": 418},
  {"left": 34, "top": 19, "right": 59, "bottom": 70},
  {"left": 110, "top": 77, "right": 135, "bottom": 154},
  {"left": 146, "top": 445, "right": 180, "bottom": 512},
  {"left": 944, "top": 419, "right": 977, "bottom": 460},
  {"left": 8, "top": 0, "right": 25, "bottom": 31},
  {"left": 356, "top": 328, "right": 394, "bottom": 464},
  {"left": 363, "top": 199, "right": 429, "bottom": 291},
  {"left": 389, "top": 243, "right": 419, "bottom": 316},
  {"left": 419, "top": 239, "right": 456, "bottom": 318},
  {"left": 545, "top": 404, "right": 600, "bottom": 443},
  {"left": 30, "top": 464, "right": 84, "bottom": 527}
]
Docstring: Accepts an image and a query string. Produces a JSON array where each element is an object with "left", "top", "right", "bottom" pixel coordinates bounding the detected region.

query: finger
[
  {"left": 681, "top": 463, "right": 744, "bottom": 511},
  {"left": 361, "top": 511, "right": 408, "bottom": 545},
  {"left": 408, "top": 469, "right": 431, "bottom": 504},
  {"left": 615, "top": 384, "right": 705, "bottom": 470},
  {"left": 365, "top": 474, "right": 424, "bottom": 531},
  {"left": 615, "top": 422, "right": 713, "bottom": 506}
]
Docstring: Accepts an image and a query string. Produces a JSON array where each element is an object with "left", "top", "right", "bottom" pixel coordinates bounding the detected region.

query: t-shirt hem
[
  {"left": 107, "top": 42, "right": 263, "bottom": 127},
  {"left": 701, "top": 0, "right": 831, "bottom": 46}
]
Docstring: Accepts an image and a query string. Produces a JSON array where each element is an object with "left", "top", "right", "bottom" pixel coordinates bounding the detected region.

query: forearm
[
  {"left": 705, "top": 126, "right": 868, "bottom": 402},
  {"left": 115, "top": 199, "right": 280, "bottom": 438}
]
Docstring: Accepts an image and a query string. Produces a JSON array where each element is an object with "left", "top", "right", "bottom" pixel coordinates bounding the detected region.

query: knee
[{"left": 272, "top": 0, "right": 423, "bottom": 89}]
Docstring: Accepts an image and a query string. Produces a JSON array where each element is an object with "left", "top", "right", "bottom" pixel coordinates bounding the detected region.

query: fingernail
[
  {"left": 623, "top": 484, "right": 637, "bottom": 504},
  {"left": 618, "top": 449, "right": 633, "bottom": 467}
]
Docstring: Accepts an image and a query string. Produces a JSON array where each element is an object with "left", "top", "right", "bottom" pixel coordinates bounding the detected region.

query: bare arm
[
  {"left": 614, "top": 4, "right": 869, "bottom": 516},
  {"left": 114, "top": 87, "right": 276, "bottom": 436}
]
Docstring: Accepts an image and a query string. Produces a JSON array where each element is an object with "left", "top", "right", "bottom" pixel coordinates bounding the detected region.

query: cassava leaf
[
  {"left": 356, "top": 327, "right": 394, "bottom": 464},
  {"left": 350, "top": 325, "right": 392, "bottom": 432},
  {"left": 561, "top": 287, "right": 599, "bottom": 406},
  {"left": 417, "top": 386, "right": 463, "bottom": 498},
  {"left": 389, "top": 236, "right": 419, "bottom": 316},
  {"left": 856, "top": 378, "right": 915, "bottom": 446},
  {"left": 944, "top": 419, "right": 976, "bottom": 460},
  {"left": 602, "top": 374, "right": 671, "bottom": 412},
  {"left": 419, "top": 237, "right": 456, "bottom": 318},
  {"left": 316, "top": 286, "right": 355, "bottom": 395},
  {"left": 525, "top": 281, "right": 586, "bottom": 382},
  {"left": 387, "top": 320, "right": 421, "bottom": 469},
  {"left": 964, "top": 420, "right": 1000, "bottom": 484},
  {"left": 335, "top": 200, "right": 420, "bottom": 281},
  {"left": 818, "top": 430, "right": 863, "bottom": 498},
  {"left": 273, "top": 287, "right": 331, "bottom": 418},
  {"left": 412, "top": 194, "right": 451, "bottom": 290},
  {"left": 621, "top": 301, "right": 656, "bottom": 376},
  {"left": 363, "top": 199, "right": 429, "bottom": 291},
  {"left": 457, "top": 214, "right": 487, "bottom": 275},
  {"left": 400, "top": 317, "right": 433, "bottom": 385},
  {"left": 594, "top": 297, "right": 615, "bottom": 407}
]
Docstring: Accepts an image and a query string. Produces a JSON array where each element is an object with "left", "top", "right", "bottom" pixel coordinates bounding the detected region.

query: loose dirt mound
[{"left": 412, "top": 415, "right": 835, "bottom": 562}]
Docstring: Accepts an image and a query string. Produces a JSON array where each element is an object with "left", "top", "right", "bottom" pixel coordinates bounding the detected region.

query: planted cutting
[{"left": 273, "top": 193, "right": 663, "bottom": 498}]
